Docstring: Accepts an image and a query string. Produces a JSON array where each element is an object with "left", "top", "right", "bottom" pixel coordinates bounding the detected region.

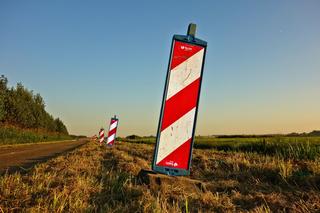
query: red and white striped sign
[
  {"left": 99, "top": 128, "right": 104, "bottom": 145},
  {"left": 107, "top": 116, "right": 118, "bottom": 146},
  {"left": 153, "top": 38, "right": 206, "bottom": 173}
]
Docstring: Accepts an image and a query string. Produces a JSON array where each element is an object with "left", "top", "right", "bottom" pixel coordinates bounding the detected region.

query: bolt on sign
[
  {"left": 107, "top": 115, "right": 119, "bottom": 146},
  {"left": 152, "top": 24, "right": 207, "bottom": 176}
]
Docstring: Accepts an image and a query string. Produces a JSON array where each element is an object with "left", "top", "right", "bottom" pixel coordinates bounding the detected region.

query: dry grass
[
  {"left": 1, "top": 141, "right": 320, "bottom": 212},
  {"left": 0, "top": 140, "right": 103, "bottom": 212}
]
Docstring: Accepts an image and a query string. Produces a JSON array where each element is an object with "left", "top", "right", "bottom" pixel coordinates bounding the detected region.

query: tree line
[{"left": 0, "top": 75, "right": 68, "bottom": 134}]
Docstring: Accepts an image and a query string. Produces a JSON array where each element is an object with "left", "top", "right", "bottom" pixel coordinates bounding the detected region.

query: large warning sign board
[{"left": 152, "top": 29, "right": 207, "bottom": 176}]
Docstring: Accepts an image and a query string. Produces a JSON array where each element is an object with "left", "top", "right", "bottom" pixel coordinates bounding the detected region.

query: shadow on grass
[
  {"left": 89, "top": 151, "right": 145, "bottom": 212},
  {"left": 196, "top": 158, "right": 320, "bottom": 211},
  {"left": 90, "top": 143, "right": 320, "bottom": 212}
]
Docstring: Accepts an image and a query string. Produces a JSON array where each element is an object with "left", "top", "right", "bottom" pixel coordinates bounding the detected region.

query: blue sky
[{"left": 1, "top": 0, "right": 319, "bottom": 136}]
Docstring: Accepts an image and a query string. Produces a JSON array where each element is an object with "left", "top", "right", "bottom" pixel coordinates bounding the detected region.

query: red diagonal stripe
[
  {"left": 110, "top": 119, "right": 117, "bottom": 125},
  {"left": 156, "top": 138, "right": 191, "bottom": 169},
  {"left": 170, "top": 41, "right": 204, "bottom": 70},
  {"left": 161, "top": 78, "right": 200, "bottom": 131},
  {"left": 108, "top": 128, "right": 117, "bottom": 137}
]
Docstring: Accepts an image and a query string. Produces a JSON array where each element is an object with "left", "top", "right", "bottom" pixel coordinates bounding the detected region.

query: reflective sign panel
[{"left": 152, "top": 35, "right": 207, "bottom": 176}]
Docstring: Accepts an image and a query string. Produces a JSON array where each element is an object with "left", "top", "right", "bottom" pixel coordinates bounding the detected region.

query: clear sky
[{"left": 1, "top": 0, "right": 319, "bottom": 136}]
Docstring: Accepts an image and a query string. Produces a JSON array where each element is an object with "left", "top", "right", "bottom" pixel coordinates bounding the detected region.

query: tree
[
  {"left": 0, "top": 75, "right": 8, "bottom": 121},
  {"left": 54, "top": 118, "right": 68, "bottom": 134},
  {"left": 0, "top": 75, "right": 69, "bottom": 134}
]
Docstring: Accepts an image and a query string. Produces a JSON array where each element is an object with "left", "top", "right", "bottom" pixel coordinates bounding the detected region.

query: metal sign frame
[{"left": 152, "top": 24, "right": 207, "bottom": 176}]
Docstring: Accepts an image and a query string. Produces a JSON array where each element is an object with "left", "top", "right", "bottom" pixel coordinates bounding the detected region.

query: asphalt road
[{"left": 0, "top": 139, "right": 88, "bottom": 174}]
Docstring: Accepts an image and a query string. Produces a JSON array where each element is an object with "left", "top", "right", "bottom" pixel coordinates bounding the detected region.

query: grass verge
[{"left": 0, "top": 125, "right": 73, "bottom": 145}]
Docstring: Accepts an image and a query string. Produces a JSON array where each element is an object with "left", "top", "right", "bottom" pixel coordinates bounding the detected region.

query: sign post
[
  {"left": 152, "top": 23, "right": 207, "bottom": 176},
  {"left": 107, "top": 115, "right": 119, "bottom": 146}
]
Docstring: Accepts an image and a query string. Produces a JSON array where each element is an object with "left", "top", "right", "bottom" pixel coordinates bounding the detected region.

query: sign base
[{"left": 137, "top": 169, "right": 207, "bottom": 193}]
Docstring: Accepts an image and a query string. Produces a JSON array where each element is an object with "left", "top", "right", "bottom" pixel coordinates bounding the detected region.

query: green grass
[
  {"left": 119, "top": 136, "right": 155, "bottom": 144},
  {"left": 195, "top": 136, "right": 320, "bottom": 160},
  {"left": 0, "top": 125, "right": 73, "bottom": 145},
  {"left": 119, "top": 136, "right": 320, "bottom": 161}
]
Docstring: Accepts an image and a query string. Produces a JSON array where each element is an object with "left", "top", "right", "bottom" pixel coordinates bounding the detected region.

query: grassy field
[
  {"left": 122, "top": 136, "right": 320, "bottom": 160},
  {"left": 1, "top": 137, "right": 319, "bottom": 212},
  {"left": 0, "top": 125, "right": 73, "bottom": 145}
]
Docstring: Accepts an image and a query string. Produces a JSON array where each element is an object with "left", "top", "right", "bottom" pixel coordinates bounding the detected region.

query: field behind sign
[{"left": 122, "top": 135, "right": 320, "bottom": 161}]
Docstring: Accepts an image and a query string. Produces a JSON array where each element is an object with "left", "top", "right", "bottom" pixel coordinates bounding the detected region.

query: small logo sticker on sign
[
  {"left": 181, "top": 46, "right": 192, "bottom": 51},
  {"left": 165, "top": 161, "right": 178, "bottom": 167}
]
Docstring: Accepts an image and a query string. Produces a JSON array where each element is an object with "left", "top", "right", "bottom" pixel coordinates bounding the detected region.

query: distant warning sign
[
  {"left": 107, "top": 116, "right": 118, "bottom": 146},
  {"left": 152, "top": 24, "right": 207, "bottom": 176},
  {"left": 99, "top": 128, "right": 104, "bottom": 146}
]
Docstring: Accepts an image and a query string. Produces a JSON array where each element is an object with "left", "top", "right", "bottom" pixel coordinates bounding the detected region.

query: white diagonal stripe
[
  {"left": 156, "top": 108, "right": 196, "bottom": 164},
  {"left": 107, "top": 133, "right": 115, "bottom": 144},
  {"left": 166, "top": 49, "right": 204, "bottom": 100},
  {"left": 109, "top": 121, "right": 118, "bottom": 131}
]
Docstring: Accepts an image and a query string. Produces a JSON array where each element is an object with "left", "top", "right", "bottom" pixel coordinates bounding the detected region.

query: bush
[{"left": 0, "top": 125, "right": 72, "bottom": 145}]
